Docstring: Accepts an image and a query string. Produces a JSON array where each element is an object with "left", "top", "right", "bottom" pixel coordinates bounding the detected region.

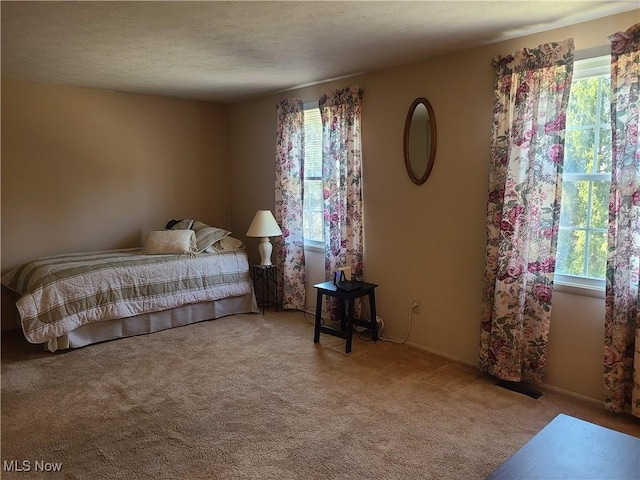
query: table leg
[
  {"left": 314, "top": 291, "right": 323, "bottom": 343},
  {"left": 274, "top": 268, "right": 278, "bottom": 312},
  {"left": 339, "top": 299, "right": 347, "bottom": 331},
  {"left": 263, "top": 271, "right": 268, "bottom": 314},
  {"left": 346, "top": 298, "right": 355, "bottom": 353},
  {"left": 369, "top": 289, "right": 378, "bottom": 342}
]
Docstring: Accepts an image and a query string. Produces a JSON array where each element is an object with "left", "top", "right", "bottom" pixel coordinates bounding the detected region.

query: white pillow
[
  {"left": 205, "top": 236, "right": 245, "bottom": 253},
  {"left": 141, "top": 230, "right": 197, "bottom": 255}
]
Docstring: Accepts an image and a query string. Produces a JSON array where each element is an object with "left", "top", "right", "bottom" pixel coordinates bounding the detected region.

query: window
[
  {"left": 303, "top": 104, "right": 323, "bottom": 246},
  {"left": 556, "top": 55, "right": 611, "bottom": 291}
]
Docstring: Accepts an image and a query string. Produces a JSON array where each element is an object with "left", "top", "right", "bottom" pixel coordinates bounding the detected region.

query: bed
[{"left": 1, "top": 222, "right": 259, "bottom": 352}]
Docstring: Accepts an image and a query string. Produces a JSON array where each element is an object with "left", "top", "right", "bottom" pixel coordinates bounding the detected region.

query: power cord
[
  {"left": 303, "top": 301, "right": 418, "bottom": 345},
  {"left": 304, "top": 304, "right": 373, "bottom": 335},
  {"left": 378, "top": 301, "right": 418, "bottom": 344},
  {"left": 301, "top": 305, "right": 333, "bottom": 326}
]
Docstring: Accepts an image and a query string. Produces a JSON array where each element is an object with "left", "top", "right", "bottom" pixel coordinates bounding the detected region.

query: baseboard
[
  {"left": 403, "top": 341, "right": 476, "bottom": 367},
  {"left": 540, "top": 382, "right": 602, "bottom": 405},
  {"left": 395, "top": 340, "right": 604, "bottom": 405}
]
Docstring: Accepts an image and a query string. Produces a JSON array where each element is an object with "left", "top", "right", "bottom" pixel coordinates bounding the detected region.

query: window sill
[
  {"left": 553, "top": 280, "right": 605, "bottom": 299},
  {"left": 304, "top": 243, "right": 325, "bottom": 254}
]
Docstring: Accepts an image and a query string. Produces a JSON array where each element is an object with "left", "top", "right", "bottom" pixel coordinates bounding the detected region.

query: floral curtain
[
  {"left": 479, "top": 39, "right": 575, "bottom": 384},
  {"left": 274, "top": 98, "right": 306, "bottom": 310},
  {"left": 319, "top": 87, "right": 364, "bottom": 316},
  {"left": 604, "top": 23, "right": 640, "bottom": 417}
]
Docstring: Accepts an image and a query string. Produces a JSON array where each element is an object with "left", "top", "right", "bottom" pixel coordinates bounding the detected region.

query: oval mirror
[{"left": 403, "top": 98, "right": 437, "bottom": 185}]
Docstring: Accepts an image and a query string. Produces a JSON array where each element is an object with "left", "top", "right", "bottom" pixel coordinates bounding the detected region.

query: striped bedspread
[{"left": 1, "top": 248, "right": 254, "bottom": 344}]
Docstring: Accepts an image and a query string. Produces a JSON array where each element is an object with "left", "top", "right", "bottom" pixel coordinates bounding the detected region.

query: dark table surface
[{"left": 486, "top": 413, "right": 640, "bottom": 479}]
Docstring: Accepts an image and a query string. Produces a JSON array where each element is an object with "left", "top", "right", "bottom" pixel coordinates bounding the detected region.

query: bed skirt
[{"left": 46, "top": 292, "right": 259, "bottom": 352}]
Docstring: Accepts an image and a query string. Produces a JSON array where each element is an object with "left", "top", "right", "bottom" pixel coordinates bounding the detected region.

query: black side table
[
  {"left": 252, "top": 265, "right": 278, "bottom": 314},
  {"left": 313, "top": 280, "right": 378, "bottom": 353}
]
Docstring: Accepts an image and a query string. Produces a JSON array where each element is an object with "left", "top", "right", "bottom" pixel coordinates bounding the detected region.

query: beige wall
[
  {"left": 1, "top": 79, "right": 229, "bottom": 272},
  {"left": 227, "top": 10, "right": 639, "bottom": 401},
  {"left": 1, "top": 80, "right": 230, "bottom": 329}
]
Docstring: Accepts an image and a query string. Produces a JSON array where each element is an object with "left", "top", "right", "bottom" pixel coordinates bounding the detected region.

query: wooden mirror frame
[{"left": 403, "top": 97, "right": 437, "bottom": 185}]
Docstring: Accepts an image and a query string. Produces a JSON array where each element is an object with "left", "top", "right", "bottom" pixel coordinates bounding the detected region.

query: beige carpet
[{"left": 2, "top": 310, "right": 639, "bottom": 479}]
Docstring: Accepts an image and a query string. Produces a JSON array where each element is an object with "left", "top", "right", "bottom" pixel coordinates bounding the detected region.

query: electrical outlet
[{"left": 412, "top": 300, "right": 421, "bottom": 314}]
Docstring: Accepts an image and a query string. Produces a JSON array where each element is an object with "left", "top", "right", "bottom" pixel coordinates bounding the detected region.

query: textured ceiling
[{"left": 1, "top": 1, "right": 637, "bottom": 102}]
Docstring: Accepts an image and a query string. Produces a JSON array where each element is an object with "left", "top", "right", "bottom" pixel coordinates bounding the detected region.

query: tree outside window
[{"left": 556, "top": 56, "right": 611, "bottom": 283}]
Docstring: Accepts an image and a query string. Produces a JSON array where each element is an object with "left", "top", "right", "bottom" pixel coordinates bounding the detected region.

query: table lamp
[{"left": 246, "top": 210, "right": 283, "bottom": 266}]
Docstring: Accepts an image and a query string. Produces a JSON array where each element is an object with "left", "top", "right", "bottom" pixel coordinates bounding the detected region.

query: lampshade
[{"left": 246, "top": 210, "right": 283, "bottom": 238}]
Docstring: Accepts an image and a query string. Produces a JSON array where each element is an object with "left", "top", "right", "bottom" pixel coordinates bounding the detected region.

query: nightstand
[
  {"left": 313, "top": 280, "right": 378, "bottom": 353},
  {"left": 252, "top": 265, "right": 278, "bottom": 314}
]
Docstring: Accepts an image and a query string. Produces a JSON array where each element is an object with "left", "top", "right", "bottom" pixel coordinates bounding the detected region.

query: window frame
[
  {"left": 554, "top": 54, "right": 610, "bottom": 298},
  {"left": 302, "top": 101, "right": 325, "bottom": 251}
]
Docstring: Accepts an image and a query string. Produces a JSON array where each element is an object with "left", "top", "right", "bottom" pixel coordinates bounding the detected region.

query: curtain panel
[
  {"left": 479, "top": 39, "right": 575, "bottom": 384},
  {"left": 604, "top": 23, "right": 640, "bottom": 417},
  {"left": 319, "top": 86, "right": 364, "bottom": 283},
  {"left": 274, "top": 98, "right": 306, "bottom": 310}
]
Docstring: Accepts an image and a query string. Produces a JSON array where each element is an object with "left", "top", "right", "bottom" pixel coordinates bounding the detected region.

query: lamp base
[{"left": 258, "top": 237, "right": 273, "bottom": 266}]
